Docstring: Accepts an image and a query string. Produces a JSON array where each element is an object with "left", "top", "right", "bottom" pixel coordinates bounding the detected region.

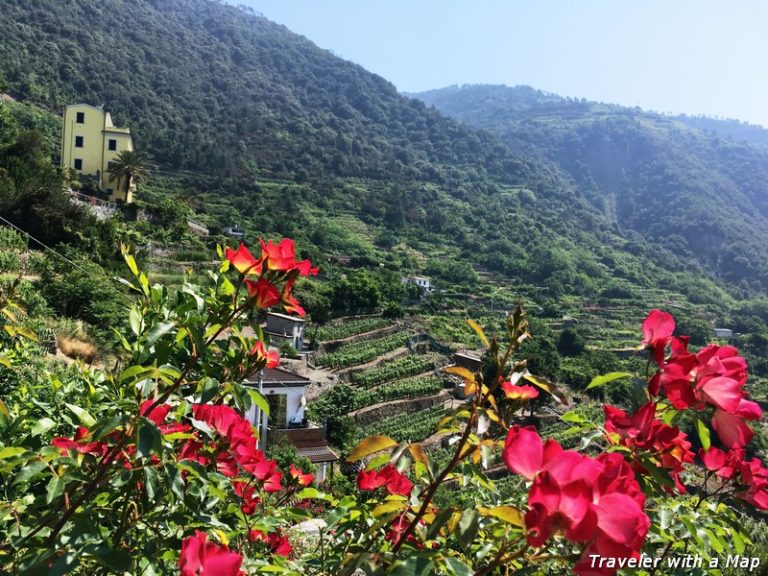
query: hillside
[
  {"left": 0, "top": 0, "right": 741, "bottom": 307},
  {"left": 415, "top": 84, "right": 768, "bottom": 292}
]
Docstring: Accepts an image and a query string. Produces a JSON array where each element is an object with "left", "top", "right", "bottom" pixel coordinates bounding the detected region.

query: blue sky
[{"left": 239, "top": 1, "right": 768, "bottom": 127}]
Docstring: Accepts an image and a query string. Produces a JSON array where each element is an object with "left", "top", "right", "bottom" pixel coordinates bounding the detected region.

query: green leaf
[
  {"left": 661, "top": 407, "right": 678, "bottom": 425},
  {"left": 295, "top": 487, "right": 331, "bottom": 500},
  {"left": 123, "top": 250, "right": 139, "bottom": 277},
  {"left": 13, "top": 460, "right": 47, "bottom": 485},
  {"left": 246, "top": 388, "right": 269, "bottom": 416},
  {"left": 696, "top": 418, "right": 711, "bottom": 451},
  {"left": 31, "top": 417, "right": 56, "bottom": 437},
  {"left": 145, "top": 321, "right": 175, "bottom": 346},
  {"left": 586, "top": 371, "right": 633, "bottom": 390},
  {"left": 164, "top": 463, "right": 185, "bottom": 502},
  {"left": 391, "top": 555, "right": 436, "bottom": 576},
  {"left": 65, "top": 403, "right": 97, "bottom": 427},
  {"left": 138, "top": 420, "right": 161, "bottom": 458},
  {"left": 219, "top": 276, "right": 235, "bottom": 296},
  {"left": 457, "top": 508, "right": 479, "bottom": 553},
  {"left": 119, "top": 364, "right": 149, "bottom": 383},
  {"left": 144, "top": 466, "right": 160, "bottom": 500},
  {"left": 129, "top": 307, "right": 143, "bottom": 336},
  {"left": 93, "top": 546, "right": 132, "bottom": 572},
  {"left": 425, "top": 508, "right": 454, "bottom": 540},
  {"left": 0, "top": 446, "right": 26, "bottom": 459},
  {"left": 443, "top": 557, "right": 473, "bottom": 576},
  {"left": 200, "top": 378, "right": 219, "bottom": 404},
  {"left": 373, "top": 500, "right": 407, "bottom": 517},
  {"left": 560, "top": 411, "right": 586, "bottom": 424},
  {"left": 46, "top": 475, "right": 65, "bottom": 504},
  {"left": 523, "top": 373, "right": 568, "bottom": 404},
  {"left": 577, "top": 430, "right": 602, "bottom": 451}
]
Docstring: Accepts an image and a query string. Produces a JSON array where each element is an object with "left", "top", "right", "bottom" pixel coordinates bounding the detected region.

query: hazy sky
[{"left": 240, "top": 0, "right": 768, "bottom": 127}]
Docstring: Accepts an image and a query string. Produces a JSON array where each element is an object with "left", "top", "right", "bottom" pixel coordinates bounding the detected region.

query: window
[
  {"left": 108, "top": 139, "right": 117, "bottom": 151},
  {"left": 76, "top": 112, "right": 85, "bottom": 124},
  {"left": 75, "top": 136, "right": 84, "bottom": 148},
  {"left": 107, "top": 188, "right": 113, "bottom": 194},
  {"left": 266, "top": 394, "right": 287, "bottom": 428},
  {"left": 74, "top": 159, "right": 83, "bottom": 170}
]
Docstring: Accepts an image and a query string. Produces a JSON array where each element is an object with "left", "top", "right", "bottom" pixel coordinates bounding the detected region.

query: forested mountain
[
  {"left": 0, "top": 0, "right": 741, "bottom": 307},
  {"left": 415, "top": 84, "right": 768, "bottom": 292}
]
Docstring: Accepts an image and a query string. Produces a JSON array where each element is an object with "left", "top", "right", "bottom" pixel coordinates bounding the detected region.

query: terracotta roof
[{"left": 297, "top": 444, "right": 339, "bottom": 463}]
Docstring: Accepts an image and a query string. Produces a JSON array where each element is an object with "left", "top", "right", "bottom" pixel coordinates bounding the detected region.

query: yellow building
[{"left": 60, "top": 104, "right": 135, "bottom": 203}]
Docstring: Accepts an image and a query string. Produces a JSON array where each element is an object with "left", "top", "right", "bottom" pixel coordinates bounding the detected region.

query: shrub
[{"left": 57, "top": 336, "right": 97, "bottom": 362}]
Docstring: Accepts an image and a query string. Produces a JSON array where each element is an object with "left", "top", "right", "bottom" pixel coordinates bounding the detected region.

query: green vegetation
[
  {"left": 352, "top": 375, "right": 444, "bottom": 409},
  {"left": 416, "top": 84, "right": 768, "bottom": 293},
  {"left": 107, "top": 150, "right": 150, "bottom": 200},
  {"left": 351, "top": 354, "right": 435, "bottom": 387},
  {"left": 316, "top": 332, "right": 410, "bottom": 369},
  {"left": 356, "top": 404, "right": 446, "bottom": 443},
  {"left": 0, "top": 0, "right": 746, "bottom": 322},
  {"left": 315, "top": 317, "right": 391, "bottom": 341}
]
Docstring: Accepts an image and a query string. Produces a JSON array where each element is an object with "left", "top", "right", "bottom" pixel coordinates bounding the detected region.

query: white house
[
  {"left": 266, "top": 312, "right": 306, "bottom": 352},
  {"left": 245, "top": 367, "right": 338, "bottom": 481},
  {"left": 714, "top": 328, "right": 734, "bottom": 339},
  {"left": 401, "top": 276, "right": 431, "bottom": 293}
]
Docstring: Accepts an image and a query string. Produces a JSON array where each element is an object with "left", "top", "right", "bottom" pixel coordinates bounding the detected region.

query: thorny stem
[
  {"left": 474, "top": 536, "right": 526, "bottom": 576},
  {"left": 391, "top": 407, "right": 477, "bottom": 554},
  {"left": 392, "top": 312, "right": 528, "bottom": 555},
  {"left": 650, "top": 539, "right": 674, "bottom": 576}
]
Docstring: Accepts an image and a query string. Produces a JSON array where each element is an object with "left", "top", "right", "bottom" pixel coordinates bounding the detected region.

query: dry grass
[{"left": 57, "top": 337, "right": 97, "bottom": 363}]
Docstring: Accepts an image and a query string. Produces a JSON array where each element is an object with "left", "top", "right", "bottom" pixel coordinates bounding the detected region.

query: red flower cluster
[
  {"left": 52, "top": 426, "right": 111, "bottom": 459},
  {"left": 224, "top": 240, "right": 318, "bottom": 318},
  {"left": 250, "top": 340, "right": 279, "bottom": 369},
  {"left": 260, "top": 238, "right": 319, "bottom": 276},
  {"left": 52, "top": 400, "right": 190, "bottom": 465},
  {"left": 289, "top": 463, "right": 314, "bottom": 486},
  {"left": 179, "top": 531, "right": 244, "bottom": 576},
  {"left": 501, "top": 380, "right": 539, "bottom": 401},
  {"left": 643, "top": 310, "right": 762, "bottom": 448},
  {"left": 603, "top": 402, "right": 694, "bottom": 493},
  {"left": 503, "top": 426, "right": 650, "bottom": 575},
  {"left": 248, "top": 529, "right": 293, "bottom": 557},
  {"left": 189, "top": 404, "right": 284, "bottom": 492},
  {"left": 140, "top": 400, "right": 192, "bottom": 435},
  {"left": 701, "top": 447, "right": 768, "bottom": 509},
  {"left": 357, "top": 464, "right": 414, "bottom": 496}
]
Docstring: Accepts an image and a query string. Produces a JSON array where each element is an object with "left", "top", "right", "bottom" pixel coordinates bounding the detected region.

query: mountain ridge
[
  {"left": 0, "top": 0, "right": 744, "bottom": 310},
  {"left": 415, "top": 83, "right": 768, "bottom": 292}
]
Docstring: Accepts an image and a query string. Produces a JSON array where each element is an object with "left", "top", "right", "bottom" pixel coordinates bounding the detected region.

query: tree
[
  {"left": 557, "top": 327, "right": 586, "bottom": 356},
  {"left": 107, "top": 150, "right": 149, "bottom": 202}
]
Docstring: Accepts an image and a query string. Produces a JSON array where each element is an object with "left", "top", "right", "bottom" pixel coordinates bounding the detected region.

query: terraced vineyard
[
  {"left": 352, "top": 355, "right": 436, "bottom": 387},
  {"left": 308, "top": 316, "right": 460, "bottom": 455},
  {"left": 355, "top": 404, "right": 447, "bottom": 443},
  {"left": 316, "top": 331, "right": 410, "bottom": 369},
  {"left": 315, "top": 317, "right": 391, "bottom": 341},
  {"left": 352, "top": 375, "right": 443, "bottom": 409}
]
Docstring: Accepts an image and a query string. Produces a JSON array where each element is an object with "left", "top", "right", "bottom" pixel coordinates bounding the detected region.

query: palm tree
[{"left": 107, "top": 150, "right": 149, "bottom": 203}]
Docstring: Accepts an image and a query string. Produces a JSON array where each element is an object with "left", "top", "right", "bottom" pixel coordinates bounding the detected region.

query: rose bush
[{"left": 0, "top": 241, "right": 765, "bottom": 575}]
